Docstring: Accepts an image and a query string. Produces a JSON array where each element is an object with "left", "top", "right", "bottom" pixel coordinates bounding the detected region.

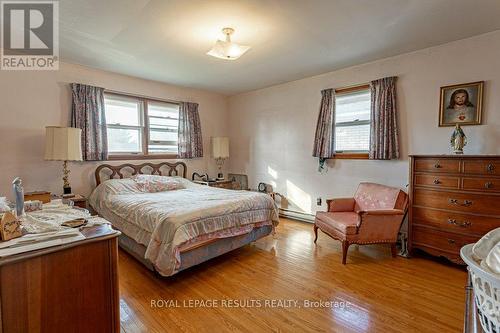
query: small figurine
[
  {"left": 12, "top": 177, "right": 25, "bottom": 217},
  {"left": 450, "top": 124, "right": 467, "bottom": 154}
]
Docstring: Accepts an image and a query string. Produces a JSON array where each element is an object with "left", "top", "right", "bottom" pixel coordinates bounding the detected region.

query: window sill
[
  {"left": 107, "top": 154, "right": 179, "bottom": 161},
  {"left": 333, "top": 153, "right": 369, "bottom": 160}
]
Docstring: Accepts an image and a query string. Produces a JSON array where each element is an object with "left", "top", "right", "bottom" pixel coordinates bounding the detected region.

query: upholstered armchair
[{"left": 314, "top": 182, "right": 408, "bottom": 264}]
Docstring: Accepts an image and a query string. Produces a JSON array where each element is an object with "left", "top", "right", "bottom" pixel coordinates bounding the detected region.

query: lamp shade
[
  {"left": 211, "top": 137, "right": 229, "bottom": 159},
  {"left": 207, "top": 40, "right": 250, "bottom": 60},
  {"left": 44, "top": 126, "right": 83, "bottom": 161},
  {"left": 207, "top": 27, "right": 250, "bottom": 61}
]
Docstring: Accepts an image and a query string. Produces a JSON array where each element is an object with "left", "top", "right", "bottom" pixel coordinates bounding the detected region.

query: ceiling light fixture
[{"left": 207, "top": 27, "right": 250, "bottom": 60}]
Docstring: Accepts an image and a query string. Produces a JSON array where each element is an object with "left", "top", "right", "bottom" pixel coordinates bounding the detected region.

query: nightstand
[
  {"left": 194, "top": 180, "right": 235, "bottom": 189},
  {"left": 251, "top": 190, "right": 277, "bottom": 201},
  {"left": 24, "top": 191, "right": 51, "bottom": 203}
]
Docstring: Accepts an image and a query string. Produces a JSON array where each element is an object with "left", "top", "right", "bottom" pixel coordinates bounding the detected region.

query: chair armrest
[
  {"left": 326, "top": 198, "right": 355, "bottom": 212},
  {"left": 358, "top": 209, "right": 405, "bottom": 216},
  {"left": 356, "top": 210, "right": 406, "bottom": 242}
]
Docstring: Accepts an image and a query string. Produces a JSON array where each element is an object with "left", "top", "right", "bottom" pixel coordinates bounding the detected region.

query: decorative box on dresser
[
  {"left": 68, "top": 194, "right": 87, "bottom": 209},
  {"left": 408, "top": 155, "right": 500, "bottom": 264}
]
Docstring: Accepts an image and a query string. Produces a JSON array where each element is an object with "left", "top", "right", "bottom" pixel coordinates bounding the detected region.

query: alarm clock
[{"left": 258, "top": 182, "right": 267, "bottom": 193}]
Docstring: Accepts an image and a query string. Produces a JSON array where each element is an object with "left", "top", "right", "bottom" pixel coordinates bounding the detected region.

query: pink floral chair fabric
[{"left": 314, "top": 182, "right": 408, "bottom": 264}]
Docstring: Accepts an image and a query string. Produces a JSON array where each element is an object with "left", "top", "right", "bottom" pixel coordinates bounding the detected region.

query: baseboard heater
[{"left": 278, "top": 208, "right": 315, "bottom": 223}]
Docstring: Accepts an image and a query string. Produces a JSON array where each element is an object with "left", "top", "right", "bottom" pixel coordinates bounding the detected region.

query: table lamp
[
  {"left": 44, "top": 126, "right": 83, "bottom": 197},
  {"left": 211, "top": 137, "right": 229, "bottom": 180}
]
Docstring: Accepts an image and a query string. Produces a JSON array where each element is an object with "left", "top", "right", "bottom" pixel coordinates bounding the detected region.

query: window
[
  {"left": 334, "top": 85, "right": 371, "bottom": 158},
  {"left": 104, "top": 93, "right": 179, "bottom": 159},
  {"left": 147, "top": 101, "right": 179, "bottom": 154},
  {"left": 105, "top": 95, "right": 144, "bottom": 154}
]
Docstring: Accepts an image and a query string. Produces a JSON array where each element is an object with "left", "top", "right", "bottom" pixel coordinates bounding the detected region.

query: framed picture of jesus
[{"left": 439, "top": 81, "right": 484, "bottom": 126}]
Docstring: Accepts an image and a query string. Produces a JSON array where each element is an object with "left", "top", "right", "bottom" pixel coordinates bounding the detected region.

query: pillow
[
  {"left": 98, "top": 178, "right": 142, "bottom": 195},
  {"left": 472, "top": 227, "right": 500, "bottom": 261},
  {"left": 89, "top": 178, "right": 142, "bottom": 213},
  {"left": 132, "top": 174, "right": 184, "bottom": 193}
]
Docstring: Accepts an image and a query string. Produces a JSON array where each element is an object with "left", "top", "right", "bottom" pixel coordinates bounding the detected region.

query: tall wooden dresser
[{"left": 408, "top": 155, "right": 500, "bottom": 263}]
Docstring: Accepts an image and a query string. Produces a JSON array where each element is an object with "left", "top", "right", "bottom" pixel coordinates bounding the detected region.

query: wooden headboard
[{"left": 95, "top": 162, "right": 187, "bottom": 186}]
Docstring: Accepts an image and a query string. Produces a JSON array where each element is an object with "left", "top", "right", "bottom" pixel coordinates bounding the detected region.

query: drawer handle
[
  {"left": 433, "top": 179, "right": 441, "bottom": 185},
  {"left": 447, "top": 219, "right": 472, "bottom": 228},
  {"left": 447, "top": 239, "right": 456, "bottom": 244},
  {"left": 449, "top": 199, "right": 473, "bottom": 207},
  {"left": 486, "top": 164, "right": 495, "bottom": 172},
  {"left": 485, "top": 182, "right": 494, "bottom": 189},
  {"left": 434, "top": 163, "right": 441, "bottom": 169}
]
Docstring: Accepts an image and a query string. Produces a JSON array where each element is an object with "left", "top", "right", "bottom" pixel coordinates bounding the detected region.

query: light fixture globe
[{"left": 207, "top": 27, "right": 250, "bottom": 60}]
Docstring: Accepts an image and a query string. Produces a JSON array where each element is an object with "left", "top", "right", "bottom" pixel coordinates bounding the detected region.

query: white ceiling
[{"left": 59, "top": 0, "right": 500, "bottom": 95}]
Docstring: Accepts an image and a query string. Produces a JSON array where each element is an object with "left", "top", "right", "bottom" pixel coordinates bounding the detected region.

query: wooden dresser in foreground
[
  {"left": 0, "top": 225, "right": 121, "bottom": 333},
  {"left": 408, "top": 155, "right": 500, "bottom": 264}
]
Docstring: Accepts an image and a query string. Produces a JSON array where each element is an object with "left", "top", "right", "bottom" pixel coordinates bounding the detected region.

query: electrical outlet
[{"left": 316, "top": 197, "right": 322, "bottom": 206}]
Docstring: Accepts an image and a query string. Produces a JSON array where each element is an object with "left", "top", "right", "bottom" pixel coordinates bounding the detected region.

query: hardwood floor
[{"left": 118, "top": 218, "right": 467, "bottom": 333}]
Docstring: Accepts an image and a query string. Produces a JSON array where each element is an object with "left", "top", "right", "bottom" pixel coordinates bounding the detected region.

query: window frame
[
  {"left": 333, "top": 84, "right": 371, "bottom": 160},
  {"left": 146, "top": 100, "right": 180, "bottom": 155},
  {"left": 104, "top": 91, "right": 180, "bottom": 160}
]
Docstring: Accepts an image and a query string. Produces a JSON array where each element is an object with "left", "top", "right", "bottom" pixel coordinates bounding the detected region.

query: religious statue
[
  {"left": 450, "top": 124, "right": 467, "bottom": 154},
  {"left": 12, "top": 177, "right": 25, "bottom": 217}
]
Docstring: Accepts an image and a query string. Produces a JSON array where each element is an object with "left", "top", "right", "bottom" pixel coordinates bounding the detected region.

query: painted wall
[
  {"left": 1, "top": 31, "right": 499, "bottom": 211},
  {"left": 228, "top": 31, "right": 500, "bottom": 215},
  {"left": 0, "top": 62, "right": 228, "bottom": 199}
]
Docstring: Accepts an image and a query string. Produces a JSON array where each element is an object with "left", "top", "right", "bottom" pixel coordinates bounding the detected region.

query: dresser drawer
[
  {"left": 463, "top": 160, "right": 500, "bottom": 176},
  {"left": 414, "top": 174, "right": 460, "bottom": 189},
  {"left": 413, "top": 188, "right": 500, "bottom": 216},
  {"left": 410, "top": 155, "right": 500, "bottom": 265},
  {"left": 412, "top": 226, "right": 478, "bottom": 254},
  {"left": 462, "top": 177, "right": 500, "bottom": 192},
  {"left": 414, "top": 159, "right": 460, "bottom": 173},
  {"left": 412, "top": 207, "right": 500, "bottom": 235}
]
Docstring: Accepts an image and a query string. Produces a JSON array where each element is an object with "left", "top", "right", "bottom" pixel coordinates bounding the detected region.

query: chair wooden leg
[
  {"left": 341, "top": 241, "right": 349, "bottom": 265},
  {"left": 390, "top": 243, "right": 398, "bottom": 258},
  {"left": 313, "top": 224, "right": 319, "bottom": 243}
]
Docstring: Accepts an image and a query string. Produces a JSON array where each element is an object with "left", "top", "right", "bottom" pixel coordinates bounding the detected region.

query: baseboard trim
[{"left": 279, "top": 208, "right": 314, "bottom": 223}]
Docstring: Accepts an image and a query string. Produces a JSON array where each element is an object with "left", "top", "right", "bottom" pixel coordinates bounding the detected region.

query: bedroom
[{"left": 0, "top": 0, "right": 499, "bottom": 332}]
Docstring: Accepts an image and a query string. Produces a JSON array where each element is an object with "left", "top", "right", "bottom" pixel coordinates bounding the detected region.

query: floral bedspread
[{"left": 89, "top": 177, "right": 278, "bottom": 275}]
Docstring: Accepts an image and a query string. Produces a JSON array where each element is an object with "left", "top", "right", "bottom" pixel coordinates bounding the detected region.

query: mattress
[{"left": 89, "top": 177, "right": 278, "bottom": 276}]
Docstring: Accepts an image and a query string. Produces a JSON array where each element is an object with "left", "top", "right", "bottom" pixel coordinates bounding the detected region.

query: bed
[{"left": 89, "top": 162, "right": 278, "bottom": 276}]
